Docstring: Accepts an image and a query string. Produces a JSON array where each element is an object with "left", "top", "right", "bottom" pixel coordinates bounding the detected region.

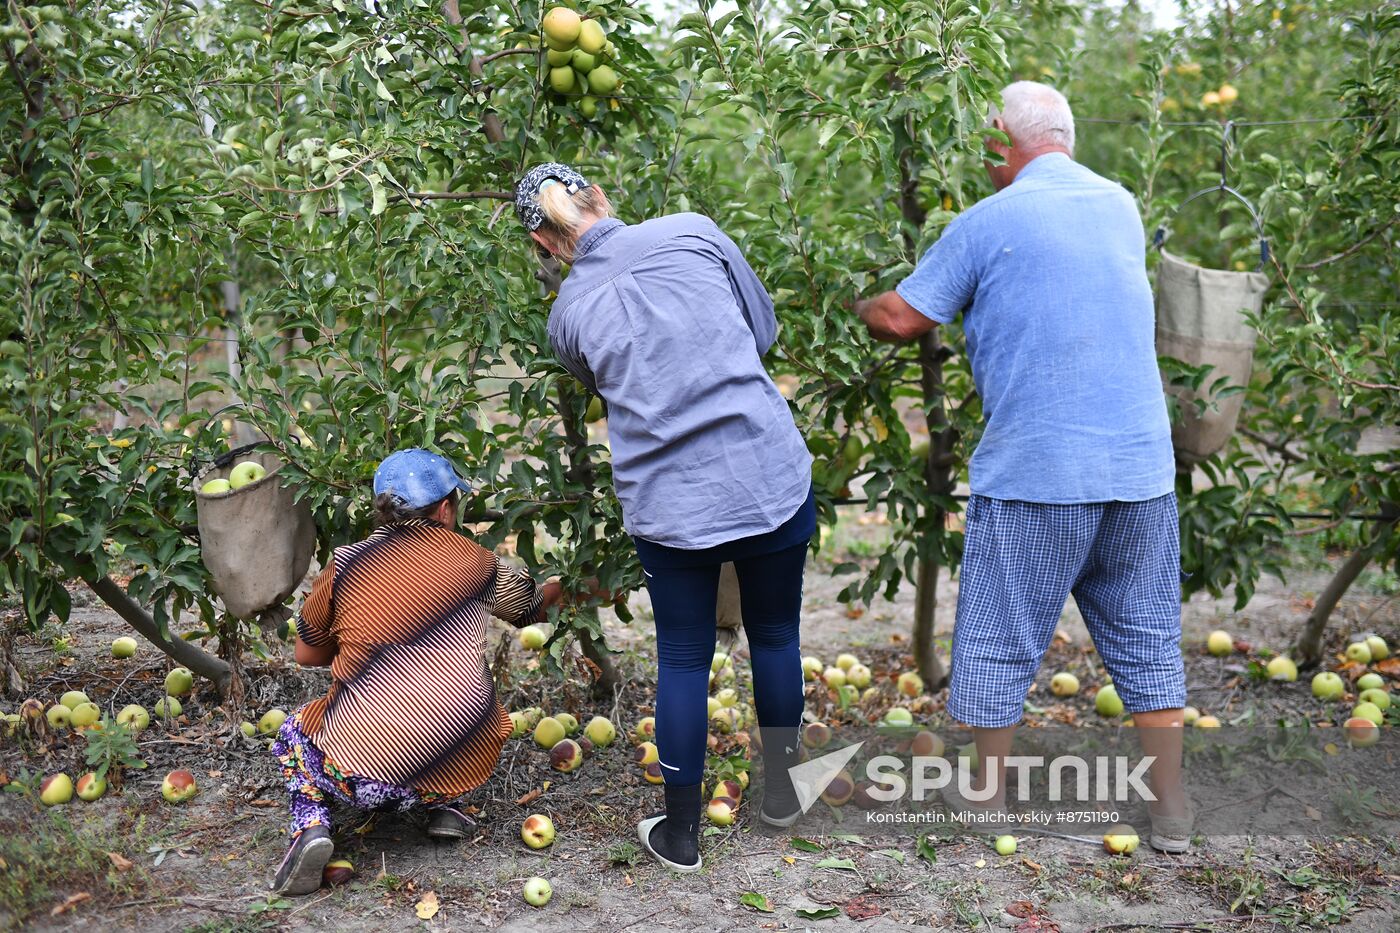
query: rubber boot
[
  {"left": 638, "top": 781, "right": 702, "bottom": 871},
  {"left": 759, "top": 727, "right": 802, "bottom": 826}
]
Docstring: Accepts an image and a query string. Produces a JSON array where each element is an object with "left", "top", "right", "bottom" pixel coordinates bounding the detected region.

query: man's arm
[
  {"left": 855, "top": 290, "right": 938, "bottom": 343},
  {"left": 295, "top": 635, "right": 337, "bottom": 667},
  {"left": 294, "top": 563, "right": 337, "bottom": 668}
]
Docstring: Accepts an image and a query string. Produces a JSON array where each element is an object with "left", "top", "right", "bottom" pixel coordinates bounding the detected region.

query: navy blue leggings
[{"left": 634, "top": 493, "right": 814, "bottom": 786}]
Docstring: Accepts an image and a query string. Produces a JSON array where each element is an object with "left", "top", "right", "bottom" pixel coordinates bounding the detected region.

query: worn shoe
[
  {"left": 425, "top": 805, "right": 476, "bottom": 840},
  {"left": 269, "top": 825, "right": 334, "bottom": 896},
  {"left": 1148, "top": 800, "right": 1195, "bottom": 854},
  {"left": 759, "top": 732, "right": 803, "bottom": 827},
  {"left": 638, "top": 782, "right": 703, "bottom": 872}
]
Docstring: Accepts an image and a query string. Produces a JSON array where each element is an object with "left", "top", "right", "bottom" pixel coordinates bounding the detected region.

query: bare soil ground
[{"left": 2, "top": 510, "right": 1398, "bottom": 932}]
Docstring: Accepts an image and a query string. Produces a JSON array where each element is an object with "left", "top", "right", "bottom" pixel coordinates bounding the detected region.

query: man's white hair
[{"left": 989, "top": 81, "right": 1076, "bottom": 153}]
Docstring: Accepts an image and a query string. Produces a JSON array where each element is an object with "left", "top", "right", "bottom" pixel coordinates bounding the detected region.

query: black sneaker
[
  {"left": 269, "top": 825, "right": 334, "bottom": 896},
  {"left": 425, "top": 805, "right": 476, "bottom": 839}
]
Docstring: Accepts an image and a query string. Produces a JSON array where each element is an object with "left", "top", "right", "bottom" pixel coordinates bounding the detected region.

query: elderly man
[{"left": 853, "top": 82, "right": 1190, "bottom": 852}]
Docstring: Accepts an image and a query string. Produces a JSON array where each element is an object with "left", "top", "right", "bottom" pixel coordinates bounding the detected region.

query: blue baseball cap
[{"left": 373, "top": 448, "right": 470, "bottom": 509}]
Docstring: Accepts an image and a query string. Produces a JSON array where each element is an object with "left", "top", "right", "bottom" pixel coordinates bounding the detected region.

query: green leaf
[
  {"left": 738, "top": 892, "right": 773, "bottom": 913},
  {"left": 796, "top": 906, "right": 842, "bottom": 920},
  {"left": 789, "top": 837, "right": 824, "bottom": 853},
  {"left": 814, "top": 857, "right": 856, "bottom": 872},
  {"left": 916, "top": 834, "right": 938, "bottom": 864}
]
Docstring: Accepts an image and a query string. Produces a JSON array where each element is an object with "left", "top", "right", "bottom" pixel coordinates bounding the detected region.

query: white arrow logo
[{"left": 788, "top": 741, "right": 865, "bottom": 814}]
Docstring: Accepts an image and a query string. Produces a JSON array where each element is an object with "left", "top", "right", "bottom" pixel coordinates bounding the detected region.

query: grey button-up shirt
[{"left": 548, "top": 213, "right": 811, "bottom": 549}]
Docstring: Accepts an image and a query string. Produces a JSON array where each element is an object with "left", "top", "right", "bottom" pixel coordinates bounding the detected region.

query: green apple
[
  {"left": 1364, "top": 635, "right": 1389, "bottom": 661},
  {"left": 153, "top": 696, "right": 182, "bottom": 719},
  {"left": 1358, "top": 688, "right": 1390, "bottom": 710},
  {"left": 161, "top": 768, "right": 198, "bottom": 803},
  {"left": 548, "top": 65, "right": 576, "bottom": 94},
  {"left": 70, "top": 702, "right": 101, "bottom": 729},
  {"left": 1095, "top": 684, "right": 1124, "bottom": 717},
  {"left": 508, "top": 711, "right": 529, "bottom": 738},
  {"left": 1206, "top": 630, "right": 1233, "bottom": 656},
  {"left": 710, "top": 706, "right": 739, "bottom": 734},
  {"left": 46, "top": 704, "right": 72, "bottom": 730},
  {"left": 1050, "top": 672, "right": 1080, "bottom": 697},
  {"left": 258, "top": 708, "right": 288, "bottom": 735},
  {"left": 534, "top": 716, "right": 566, "bottom": 749},
  {"left": 715, "top": 688, "right": 739, "bottom": 708},
  {"left": 554, "top": 712, "right": 579, "bottom": 735},
  {"left": 1182, "top": 705, "right": 1201, "bottom": 725},
  {"left": 577, "top": 18, "right": 606, "bottom": 54},
  {"left": 111, "top": 637, "right": 138, "bottom": 659},
  {"left": 165, "top": 667, "right": 194, "bottom": 697},
  {"left": 882, "top": 707, "right": 914, "bottom": 727},
  {"left": 541, "top": 6, "right": 581, "bottom": 46},
  {"left": 633, "top": 741, "right": 658, "bottom": 766},
  {"left": 60, "top": 690, "right": 90, "bottom": 710},
  {"left": 583, "top": 715, "right": 615, "bottom": 747},
  {"left": 801, "top": 656, "right": 824, "bottom": 681},
  {"left": 1346, "top": 642, "right": 1372, "bottom": 665},
  {"left": 1351, "top": 701, "right": 1384, "bottom": 726},
  {"left": 1311, "top": 671, "right": 1345, "bottom": 701},
  {"left": 546, "top": 47, "right": 573, "bottom": 67},
  {"left": 837, "top": 684, "right": 861, "bottom": 706},
  {"left": 239, "top": 721, "right": 257, "bottom": 738},
  {"left": 822, "top": 667, "right": 846, "bottom": 689},
  {"left": 116, "top": 700, "right": 149, "bottom": 728},
  {"left": 200, "top": 478, "right": 232, "bottom": 495},
  {"left": 1102, "top": 825, "right": 1140, "bottom": 854},
  {"left": 1195, "top": 715, "right": 1221, "bottom": 728},
  {"left": 1266, "top": 656, "right": 1298, "bottom": 682},
  {"left": 587, "top": 64, "right": 618, "bottom": 95},
  {"left": 632, "top": 716, "right": 656, "bottom": 740},
  {"left": 707, "top": 697, "right": 721, "bottom": 717},
  {"left": 994, "top": 834, "right": 1017, "bottom": 856},
  {"left": 76, "top": 772, "right": 107, "bottom": 801},
  {"left": 227, "top": 460, "right": 267, "bottom": 490},
  {"left": 40, "top": 773, "right": 74, "bottom": 806},
  {"left": 520, "top": 813, "right": 555, "bottom": 849},
  {"left": 518, "top": 625, "right": 548, "bottom": 650},
  {"left": 571, "top": 49, "right": 596, "bottom": 72},
  {"left": 846, "top": 664, "right": 872, "bottom": 689},
  {"left": 711, "top": 651, "right": 730, "bottom": 673},
  {"left": 523, "top": 875, "right": 553, "bottom": 907},
  {"left": 1356, "top": 673, "right": 1385, "bottom": 691},
  {"left": 584, "top": 397, "right": 605, "bottom": 421},
  {"left": 835, "top": 653, "right": 860, "bottom": 672},
  {"left": 549, "top": 738, "right": 583, "bottom": 772},
  {"left": 705, "top": 797, "right": 737, "bottom": 826},
  {"left": 897, "top": 671, "right": 924, "bottom": 698}
]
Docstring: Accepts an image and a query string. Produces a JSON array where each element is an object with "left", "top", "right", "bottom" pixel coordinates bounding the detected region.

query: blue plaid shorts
[{"left": 948, "top": 493, "right": 1185, "bottom": 728}]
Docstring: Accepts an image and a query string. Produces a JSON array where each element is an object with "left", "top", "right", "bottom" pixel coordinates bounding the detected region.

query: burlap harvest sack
[
  {"left": 717, "top": 561, "right": 742, "bottom": 634},
  {"left": 1155, "top": 250, "right": 1269, "bottom": 464},
  {"left": 195, "top": 450, "right": 316, "bottom": 620}
]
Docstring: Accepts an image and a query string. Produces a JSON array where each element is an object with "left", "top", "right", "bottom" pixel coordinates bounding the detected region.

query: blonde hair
[{"left": 536, "top": 183, "right": 613, "bottom": 262}]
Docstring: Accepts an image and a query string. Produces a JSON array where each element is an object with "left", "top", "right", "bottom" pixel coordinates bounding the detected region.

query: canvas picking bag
[
  {"left": 1154, "top": 249, "right": 1269, "bottom": 465},
  {"left": 195, "top": 449, "right": 316, "bottom": 621}
]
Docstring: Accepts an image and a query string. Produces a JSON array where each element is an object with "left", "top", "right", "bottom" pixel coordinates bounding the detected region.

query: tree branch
[{"left": 1297, "top": 219, "right": 1396, "bottom": 270}]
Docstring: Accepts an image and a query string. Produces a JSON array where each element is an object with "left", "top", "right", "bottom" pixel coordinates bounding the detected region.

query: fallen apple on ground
[
  {"left": 1206, "top": 630, "right": 1233, "bottom": 657},
  {"left": 633, "top": 716, "right": 656, "bottom": 740},
  {"left": 802, "top": 721, "right": 831, "bottom": 749},
  {"left": 239, "top": 721, "right": 257, "bottom": 738},
  {"left": 994, "top": 834, "right": 1017, "bottom": 856},
  {"left": 835, "top": 653, "right": 860, "bottom": 672},
  {"left": 1102, "top": 824, "right": 1140, "bottom": 854},
  {"left": 1266, "top": 656, "right": 1298, "bottom": 682},
  {"left": 1356, "top": 673, "right": 1385, "bottom": 692},
  {"left": 634, "top": 741, "right": 659, "bottom": 766},
  {"left": 1095, "top": 685, "right": 1124, "bottom": 717},
  {"left": 1182, "top": 706, "right": 1201, "bottom": 725},
  {"left": 41, "top": 773, "right": 74, "bottom": 806},
  {"left": 549, "top": 738, "right": 583, "bottom": 772},
  {"left": 822, "top": 667, "right": 846, "bottom": 689},
  {"left": 1345, "top": 717, "right": 1380, "bottom": 748},
  {"left": 259, "top": 708, "right": 288, "bottom": 735},
  {"left": 534, "top": 717, "right": 566, "bottom": 749},
  {"left": 897, "top": 671, "right": 925, "bottom": 698},
  {"left": 111, "top": 637, "right": 138, "bottom": 659},
  {"left": 1351, "top": 701, "right": 1384, "bottom": 726},
  {"left": 76, "top": 772, "right": 107, "bottom": 801},
  {"left": 801, "top": 656, "right": 824, "bottom": 681},
  {"left": 523, "top": 876, "right": 553, "bottom": 907},
  {"left": 910, "top": 730, "right": 944, "bottom": 758},
  {"left": 518, "top": 625, "right": 547, "bottom": 650},
  {"left": 227, "top": 460, "right": 267, "bottom": 490},
  {"left": 584, "top": 716, "right": 616, "bottom": 747},
  {"left": 1358, "top": 688, "right": 1390, "bottom": 711},
  {"left": 846, "top": 664, "right": 873, "bottom": 689},
  {"left": 154, "top": 696, "right": 182, "bottom": 719},
  {"left": 46, "top": 704, "right": 72, "bottom": 730},
  {"left": 711, "top": 651, "right": 729, "bottom": 673},
  {"left": 165, "top": 667, "right": 194, "bottom": 697},
  {"left": 712, "top": 779, "right": 742, "bottom": 802},
  {"left": 715, "top": 688, "right": 739, "bottom": 708},
  {"left": 1345, "top": 642, "right": 1372, "bottom": 664},
  {"left": 60, "top": 690, "right": 90, "bottom": 710},
  {"left": 710, "top": 707, "right": 739, "bottom": 734},
  {"left": 1311, "top": 671, "right": 1345, "bottom": 701},
  {"left": 643, "top": 761, "right": 665, "bottom": 785},
  {"left": 521, "top": 814, "right": 556, "bottom": 849},
  {"left": 820, "top": 770, "right": 855, "bottom": 806},
  {"left": 554, "top": 712, "right": 580, "bottom": 735},
  {"left": 1195, "top": 715, "right": 1221, "bottom": 728},
  {"left": 1364, "top": 635, "right": 1389, "bottom": 661},
  {"left": 323, "top": 858, "right": 355, "bottom": 886},
  {"left": 705, "top": 798, "right": 737, "bottom": 826},
  {"left": 69, "top": 702, "right": 101, "bottom": 729},
  {"left": 883, "top": 708, "right": 914, "bottom": 727},
  {"left": 837, "top": 684, "right": 861, "bottom": 706},
  {"left": 161, "top": 769, "right": 198, "bottom": 803},
  {"left": 1050, "top": 672, "right": 1080, "bottom": 697}
]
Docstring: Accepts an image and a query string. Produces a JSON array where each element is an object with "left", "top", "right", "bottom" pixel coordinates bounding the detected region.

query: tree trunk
[
  {"left": 85, "top": 573, "right": 235, "bottom": 696},
  {"left": 1293, "top": 504, "right": 1398, "bottom": 667},
  {"left": 579, "top": 632, "right": 620, "bottom": 700}
]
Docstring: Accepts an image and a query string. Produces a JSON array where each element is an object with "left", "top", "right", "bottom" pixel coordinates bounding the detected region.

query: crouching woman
[{"left": 269, "top": 448, "right": 566, "bottom": 895}]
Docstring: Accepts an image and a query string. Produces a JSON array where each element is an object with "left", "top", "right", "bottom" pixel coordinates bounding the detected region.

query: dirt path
[{"left": 3, "top": 513, "right": 1398, "bottom": 931}]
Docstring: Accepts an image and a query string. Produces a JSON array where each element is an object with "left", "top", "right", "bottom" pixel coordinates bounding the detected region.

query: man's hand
[{"left": 854, "top": 290, "right": 937, "bottom": 343}]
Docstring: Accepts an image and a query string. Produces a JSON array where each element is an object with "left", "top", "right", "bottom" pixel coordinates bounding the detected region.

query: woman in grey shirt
[{"left": 514, "top": 162, "right": 814, "bottom": 871}]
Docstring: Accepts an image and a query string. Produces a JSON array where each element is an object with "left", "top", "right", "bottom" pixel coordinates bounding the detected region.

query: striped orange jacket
[{"left": 295, "top": 519, "right": 542, "bottom": 795}]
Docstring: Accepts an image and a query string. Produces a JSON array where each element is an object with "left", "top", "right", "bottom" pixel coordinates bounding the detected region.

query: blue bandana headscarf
[{"left": 514, "top": 162, "right": 591, "bottom": 231}]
